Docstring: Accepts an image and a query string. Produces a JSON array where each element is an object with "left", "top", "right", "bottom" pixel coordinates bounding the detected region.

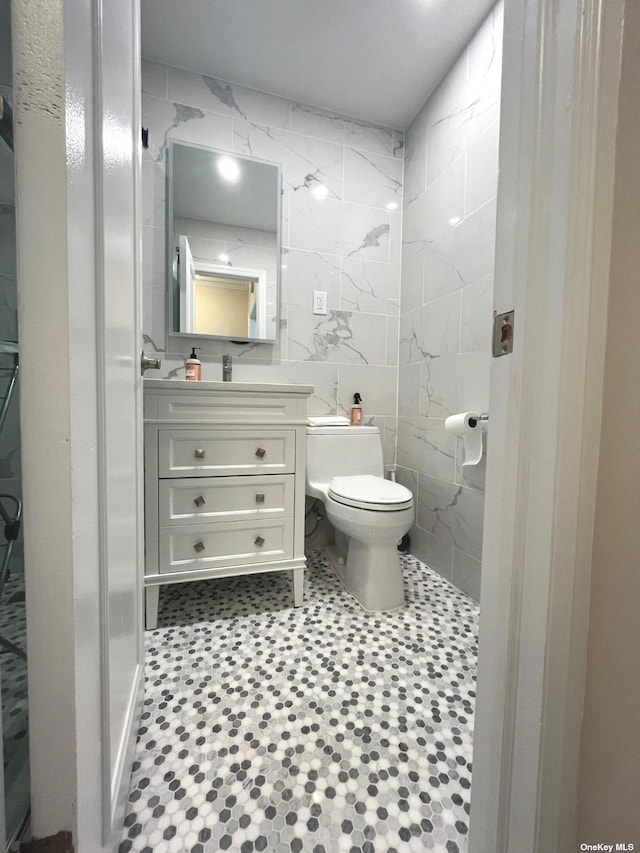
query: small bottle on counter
[
  {"left": 350, "top": 392, "right": 363, "bottom": 425},
  {"left": 185, "top": 347, "right": 202, "bottom": 381}
]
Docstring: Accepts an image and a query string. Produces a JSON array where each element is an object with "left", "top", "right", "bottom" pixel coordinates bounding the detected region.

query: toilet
[{"left": 306, "top": 423, "right": 414, "bottom": 612}]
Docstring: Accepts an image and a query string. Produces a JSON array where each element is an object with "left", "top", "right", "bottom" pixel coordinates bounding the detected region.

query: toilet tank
[{"left": 306, "top": 425, "right": 384, "bottom": 495}]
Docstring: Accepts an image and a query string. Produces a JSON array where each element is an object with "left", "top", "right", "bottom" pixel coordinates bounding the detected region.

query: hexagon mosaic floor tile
[{"left": 120, "top": 551, "right": 478, "bottom": 853}]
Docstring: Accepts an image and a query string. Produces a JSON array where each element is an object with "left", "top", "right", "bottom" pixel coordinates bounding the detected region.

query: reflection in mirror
[{"left": 168, "top": 142, "right": 281, "bottom": 343}]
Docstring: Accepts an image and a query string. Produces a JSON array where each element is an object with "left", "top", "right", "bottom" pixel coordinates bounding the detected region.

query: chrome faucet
[{"left": 222, "top": 353, "right": 232, "bottom": 381}]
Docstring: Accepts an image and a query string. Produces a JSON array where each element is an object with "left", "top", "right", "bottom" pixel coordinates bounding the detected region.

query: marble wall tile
[
  {"left": 409, "top": 524, "right": 454, "bottom": 581},
  {"left": 343, "top": 148, "right": 402, "bottom": 210},
  {"left": 141, "top": 59, "right": 167, "bottom": 98},
  {"left": 452, "top": 548, "right": 482, "bottom": 602},
  {"left": 281, "top": 249, "right": 341, "bottom": 309},
  {"left": 398, "top": 363, "right": 421, "bottom": 418},
  {"left": 289, "top": 195, "right": 391, "bottom": 262},
  {"left": 143, "top": 288, "right": 167, "bottom": 353},
  {"left": 423, "top": 197, "right": 497, "bottom": 302},
  {"left": 381, "top": 416, "right": 397, "bottom": 469},
  {"left": 337, "top": 365, "right": 397, "bottom": 417},
  {"left": 286, "top": 307, "right": 387, "bottom": 365},
  {"left": 365, "top": 415, "right": 397, "bottom": 470},
  {"left": 388, "top": 209, "right": 403, "bottom": 269},
  {"left": 156, "top": 335, "right": 297, "bottom": 380},
  {"left": 395, "top": 466, "right": 418, "bottom": 498},
  {"left": 142, "top": 94, "right": 233, "bottom": 165},
  {"left": 142, "top": 225, "right": 166, "bottom": 290},
  {"left": 291, "top": 102, "right": 394, "bottom": 156},
  {"left": 397, "top": 2, "right": 502, "bottom": 594},
  {"left": 460, "top": 273, "right": 493, "bottom": 352},
  {"left": 425, "top": 11, "right": 502, "bottom": 187},
  {"left": 396, "top": 417, "right": 455, "bottom": 481},
  {"left": 405, "top": 157, "right": 465, "bottom": 244},
  {"left": 340, "top": 258, "right": 400, "bottom": 316},
  {"left": 233, "top": 120, "right": 344, "bottom": 200},
  {"left": 271, "top": 361, "right": 339, "bottom": 416},
  {"left": 403, "top": 125, "right": 426, "bottom": 208},
  {"left": 420, "top": 349, "right": 491, "bottom": 418},
  {"left": 417, "top": 473, "right": 485, "bottom": 562},
  {"left": 169, "top": 67, "right": 291, "bottom": 130},
  {"left": 399, "top": 290, "right": 461, "bottom": 364},
  {"left": 165, "top": 323, "right": 285, "bottom": 364},
  {"left": 468, "top": 2, "right": 504, "bottom": 91},
  {"left": 400, "top": 242, "right": 424, "bottom": 316},
  {"left": 386, "top": 316, "right": 399, "bottom": 367},
  {"left": 427, "top": 90, "right": 499, "bottom": 189},
  {"left": 392, "top": 131, "right": 405, "bottom": 159},
  {"left": 141, "top": 160, "right": 165, "bottom": 230},
  {"left": 465, "top": 120, "right": 500, "bottom": 215},
  {"left": 455, "top": 437, "right": 488, "bottom": 493}
]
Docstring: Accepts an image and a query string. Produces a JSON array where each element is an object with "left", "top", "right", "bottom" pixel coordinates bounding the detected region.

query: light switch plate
[{"left": 313, "top": 290, "right": 328, "bottom": 315}]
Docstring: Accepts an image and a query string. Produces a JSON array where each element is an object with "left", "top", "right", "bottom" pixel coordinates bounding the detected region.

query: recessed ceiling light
[
  {"left": 217, "top": 155, "right": 240, "bottom": 183},
  {"left": 218, "top": 253, "right": 230, "bottom": 264},
  {"left": 386, "top": 201, "right": 399, "bottom": 211},
  {"left": 448, "top": 216, "right": 462, "bottom": 227},
  {"left": 312, "top": 183, "right": 329, "bottom": 200}
]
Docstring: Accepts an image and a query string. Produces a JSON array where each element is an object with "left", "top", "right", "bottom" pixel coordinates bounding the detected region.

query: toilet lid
[{"left": 328, "top": 475, "right": 414, "bottom": 511}]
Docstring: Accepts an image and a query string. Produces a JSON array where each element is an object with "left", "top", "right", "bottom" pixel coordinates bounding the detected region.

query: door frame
[
  {"left": 470, "top": 0, "right": 624, "bottom": 849},
  {"left": 11, "top": 0, "right": 146, "bottom": 847}
]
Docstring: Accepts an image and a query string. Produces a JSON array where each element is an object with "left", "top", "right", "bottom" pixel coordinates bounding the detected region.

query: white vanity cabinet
[{"left": 143, "top": 379, "right": 313, "bottom": 629}]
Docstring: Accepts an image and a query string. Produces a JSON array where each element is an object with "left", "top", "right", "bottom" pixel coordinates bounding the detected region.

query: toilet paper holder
[{"left": 468, "top": 413, "right": 489, "bottom": 428}]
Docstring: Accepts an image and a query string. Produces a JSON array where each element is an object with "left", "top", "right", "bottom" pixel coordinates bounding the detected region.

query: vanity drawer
[
  {"left": 146, "top": 390, "right": 308, "bottom": 422},
  {"left": 158, "top": 428, "right": 295, "bottom": 477},
  {"left": 159, "top": 517, "right": 294, "bottom": 574},
  {"left": 159, "top": 475, "right": 294, "bottom": 526}
]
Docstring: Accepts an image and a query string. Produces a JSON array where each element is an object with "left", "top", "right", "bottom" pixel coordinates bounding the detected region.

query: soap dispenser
[
  {"left": 350, "top": 393, "right": 363, "bottom": 425},
  {"left": 185, "top": 347, "right": 202, "bottom": 381}
]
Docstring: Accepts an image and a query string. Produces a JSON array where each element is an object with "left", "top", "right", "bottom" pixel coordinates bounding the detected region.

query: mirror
[{"left": 167, "top": 141, "right": 281, "bottom": 342}]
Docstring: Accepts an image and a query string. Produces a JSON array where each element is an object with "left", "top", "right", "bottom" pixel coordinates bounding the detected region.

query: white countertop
[{"left": 143, "top": 378, "right": 314, "bottom": 395}]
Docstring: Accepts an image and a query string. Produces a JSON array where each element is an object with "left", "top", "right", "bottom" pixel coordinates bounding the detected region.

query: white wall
[
  {"left": 141, "top": 63, "right": 403, "bottom": 466},
  {"left": 396, "top": 4, "right": 503, "bottom": 600}
]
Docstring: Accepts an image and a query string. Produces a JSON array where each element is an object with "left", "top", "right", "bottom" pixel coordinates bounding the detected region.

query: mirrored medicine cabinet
[{"left": 166, "top": 141, "right": 281, "bottom": 343}]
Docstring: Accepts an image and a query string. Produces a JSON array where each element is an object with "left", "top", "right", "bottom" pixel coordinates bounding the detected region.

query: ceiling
[{"left": 140, "top": 0, "right": 496, "bottom": 130}]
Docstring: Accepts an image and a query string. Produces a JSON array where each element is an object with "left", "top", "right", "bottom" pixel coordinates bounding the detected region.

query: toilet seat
[{"left": 328, "top": 475, "right": 413, "bottom": 512}]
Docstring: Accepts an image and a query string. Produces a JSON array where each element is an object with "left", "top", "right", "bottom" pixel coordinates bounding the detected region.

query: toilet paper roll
[{"left": 444, "top": 411, "right": 483, "bottom": 466}]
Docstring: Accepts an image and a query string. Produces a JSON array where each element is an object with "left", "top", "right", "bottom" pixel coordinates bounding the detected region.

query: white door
[
  {"left": 99, "top": 0, "right": 146, "bottom": 838},
  {"left": 12, "top": 0, "right": 145, "bottom": 848}
]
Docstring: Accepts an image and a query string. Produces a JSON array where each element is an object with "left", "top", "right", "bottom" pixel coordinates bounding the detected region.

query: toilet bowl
[{"left": 306, "top": 425, "right": 414, "bottom": 611}]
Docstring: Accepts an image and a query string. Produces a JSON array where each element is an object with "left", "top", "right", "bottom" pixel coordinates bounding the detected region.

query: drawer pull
[
  {"left": 193, "top": 495, "right": 206, "bottom": 508},
  {"left": 194, "top": 448, "right": 206, "bottom": 459},
  {"left": 255, "top": 447, "right": 266, "bottom": 458},
  {"left": 255, "top": 493, "right": 265, "bottom": 504},
  {"left": 193, "top": 541, "right": 206, "bottom": 553},
  {"left": 254, "top": 535, "right": 265, "bottom": 547}
]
